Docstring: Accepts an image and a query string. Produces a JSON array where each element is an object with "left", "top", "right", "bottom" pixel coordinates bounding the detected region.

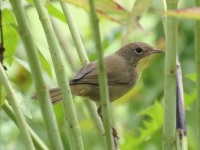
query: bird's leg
[{"left": 97, "top": 106, "right": 119, "bottom": 149}]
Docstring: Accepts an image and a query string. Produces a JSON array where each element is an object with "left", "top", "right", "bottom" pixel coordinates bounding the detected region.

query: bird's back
[{"left": 66, "top": 54, "right": 140, "bottom": 102}]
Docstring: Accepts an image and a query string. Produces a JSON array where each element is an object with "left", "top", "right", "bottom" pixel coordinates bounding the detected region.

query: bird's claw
[
  {"left": 112, "top": 127, "right": 120, "bottom": 150},
  {"left": 112, "top": 127, "right": 119, "bottom": 140}
]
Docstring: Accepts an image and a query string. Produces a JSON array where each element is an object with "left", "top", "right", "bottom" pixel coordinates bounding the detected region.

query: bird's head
[{"left": 116, "top": 42, "right": 164, "bottom": 71}]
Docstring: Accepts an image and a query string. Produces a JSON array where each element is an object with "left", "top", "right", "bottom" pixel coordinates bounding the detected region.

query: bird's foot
[
  {"left": 112, "top": 127, "right": 120, "bottom": 150},
  {"left": 112, "top": 127, "right": 119, "bottom": 140}
]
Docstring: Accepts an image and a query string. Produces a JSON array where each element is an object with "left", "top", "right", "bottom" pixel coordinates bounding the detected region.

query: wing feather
[{"left": 70, "top": 54, "right": 132, "bottom": 85}]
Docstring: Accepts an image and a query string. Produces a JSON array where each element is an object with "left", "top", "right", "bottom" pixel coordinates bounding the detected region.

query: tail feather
[
  {"left": 32, "top": 88, "right": 63, "bottom": 104},
  {"left": 49, "top": 88, "right": 63, "bottom": 104},
  {"left": 32, "top": 84, "right": 92, "bottom": 104}
]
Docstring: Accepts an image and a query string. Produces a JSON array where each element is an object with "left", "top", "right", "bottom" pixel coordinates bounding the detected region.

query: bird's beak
[
  {"left": 152, "top": 49, "right": 164, "bottom": 54},
  {"left": 145, "top": 48, "right": 164, "bottom": 56}
]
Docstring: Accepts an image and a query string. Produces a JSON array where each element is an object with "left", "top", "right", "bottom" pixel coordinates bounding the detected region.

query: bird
[
  {"left": 32, "top": 41, "right": 163, "bottom": 147},
  {"left": 48, "top": 42, "right": 163, "bottom": 104}
]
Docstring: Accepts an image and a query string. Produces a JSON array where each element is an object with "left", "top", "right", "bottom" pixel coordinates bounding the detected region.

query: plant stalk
[
  {"left": 195, "top": 0, "right": 200, "bottom": 148},
  {"left": 0, "top": 64, "right": 35, "bottom": 150},
  {"left": 51, "top": 17, "right": 78, "bottom": 71},
  {"left": 58, "top": 1, "right": 105, "bottom": 143},
  {"left": 163, "top": 0, "right": 178, "bottom": 150},
  {"left": 32, "top": 0, "right": 84, "bottom": 149},
  {"left": 59, "top": 1, "right": 88, "bottom": 64},
  {"left": 88, "top": 0, "right": 114, "bottom": 150},
  {"left": 2, "top": 102, "right": 49, "bottom": 150},
  {"left": 8, "top": 0, "right": 64, "bottom": 149}
]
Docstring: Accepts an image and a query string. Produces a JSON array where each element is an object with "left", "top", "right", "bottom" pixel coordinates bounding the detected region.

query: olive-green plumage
[{"left": 47, "top": 42, "right": 163, "bottom": 104}]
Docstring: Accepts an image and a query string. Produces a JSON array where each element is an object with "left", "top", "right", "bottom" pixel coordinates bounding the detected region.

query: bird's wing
[
  {"left": 73, "top": 62, "right": 97, "bottom": 80},
  {"left": 70, "top": 54, "right": 132, "bottom": 85},
  {"left": 70, "top": 62, "right": 98, "bottom": 84}
]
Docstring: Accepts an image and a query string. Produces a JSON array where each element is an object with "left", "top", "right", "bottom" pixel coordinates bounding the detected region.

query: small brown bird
[
  {"left": 48, "top": 42, "right": 163, "bottom": 104},
  {"left": 32, "top": 42, "right": 163, "bottom": 146}
]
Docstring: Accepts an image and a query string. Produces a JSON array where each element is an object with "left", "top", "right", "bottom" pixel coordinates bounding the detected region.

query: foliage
[
  {"left": 121, "top": 101, "right": 164, "bottom": 149},
  {"left": 2, "top": 9, "right": 19, "bottom": 64},
  {"left": 0, "top": 0, "right": 198, "bottom": 149}
]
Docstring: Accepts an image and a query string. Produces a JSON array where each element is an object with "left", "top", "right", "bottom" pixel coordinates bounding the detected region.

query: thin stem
[
  {"left": 0, "top": 3, "right": 4, "bottom": 47},
  {"left": 84, "top": 100, "right": 105, "bottom": 142},
  {"left": 2, "top": 102, "right": 49, "bottom": 150},
  {"left": 49, "top": 32, "right": 104, "bottom": 147},
  {"left": 163, "top": 0, "right": 178, "bottom": 150},
  {"left": 160, "top": 0, "right": 167, "bottom": 34},
  {"left": 88, "top": 0, "right": 114, "bottom": 150},
  {"left": 176, "top": 56, "right": 188, "bottom": 150},
  {"left": 0, "top": 64, "right": 35, "bottom": 150},
  {"left": 32, "top": 0, "right": 84, "bottom": 149},
  {"left": 195, "top": 0, "right": 200, "bottom": 148},
  {"left": 59, "top": 1, "right": 89, "bottom": 65},
  {"left": 8, "top": 0, "right": 64, "bottom": 149},
  {"left": 50, "top": 17, "right": 78, "bottom": 71},
  {"left": 58, "top": 1, "right": 105, "bottom": 144}
]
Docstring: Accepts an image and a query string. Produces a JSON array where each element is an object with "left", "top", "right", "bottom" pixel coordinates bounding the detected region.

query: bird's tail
[
  {"left": 32, "top": 84, "right": 84, "bottom": 104},
  {"left": 31, "top": 88, "right": 63, "bottom": 104},
  {"left": 49, "top": 88, "right": 63, "bottom": 104}
]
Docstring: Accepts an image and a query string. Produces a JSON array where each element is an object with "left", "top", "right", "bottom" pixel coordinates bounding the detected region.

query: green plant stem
[
  {"left": 163, "top": 0, "right": 178, "bottom": 150},
  {"left": 84, "top": 100, "right": 105, "bottom": 142},
  {"left": 58, "top": 1, "right": 105, "bottom": 144},
  {"left": 32, "top": 0, "right": 84, "bottom": 149},
  {"left": 160, "top": 0, "right": 167, "bottom": 33},
  {"left": 50, "top": 17, "right": 78, "bottom": 71},
  {"left": 0, "top": 64, "right": 35, "bottom": 150},
  {"left": 59, "top": 1, "right": 88, "bottom": 64},
  {"left": 88, "top": 0, "right": 114, "bottom": 150},
  {"left": 2, "top": 102, "right": 49, "bottom": 150},
  {"left": 195, "top": 0, "right": 200, "bottom": 148},
  {"left": 8, "top": 0, "right": 64, "bottom": 149},
  {"left": 176, "top": 133, "right": 187, "bottom": 150},
  {"left": 51, "top": 14, "right": 104, "bottom": 144},
  {"left": 52, "top": 14, "right": 104, "bottom": 146}
]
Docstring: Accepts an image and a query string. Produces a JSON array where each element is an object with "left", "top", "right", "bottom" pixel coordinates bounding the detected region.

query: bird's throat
[{"left": 136, "top": 56, "right": 152, "bottom": 72}]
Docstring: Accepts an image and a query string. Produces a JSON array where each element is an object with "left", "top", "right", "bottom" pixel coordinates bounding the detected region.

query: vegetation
[{"left": 0, "top": 0, "right": 199, "bottom": 150}]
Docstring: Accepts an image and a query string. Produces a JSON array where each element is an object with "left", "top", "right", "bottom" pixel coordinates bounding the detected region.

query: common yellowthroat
[
  {"left": 47, "top": 42, "right": 163, "bottom": 103},
  {"left": 32, "top": 42, "right": 163, "bottom": 146}
]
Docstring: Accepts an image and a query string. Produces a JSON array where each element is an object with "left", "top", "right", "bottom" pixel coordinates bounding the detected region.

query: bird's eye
[{"left": 135, "top": 48, "right": 143, "bottom": 54}]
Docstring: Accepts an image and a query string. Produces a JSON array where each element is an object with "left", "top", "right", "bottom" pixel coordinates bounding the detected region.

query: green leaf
[
  {"left": 184, "top": 91, "right": 196, "bottom": 110},
  {"left": 15, "top": 51, "right": 52, "bottom": 77},
  {"left": 121, "top": 101, "right": 164, "bottom": 148},
  {"left": 2, "top": 9, "right": 19, "bottom": 64},
  {"left": 46, "top": 3, "right": 66, "bottom": 23},
  {"left": 165, "top": 7, "right": 200, "bottom": 20},
  {"left": 2, "top": 9, "right": 16, "bottom": 24},
  {"left": 186, "top": 73, "right": 196, "bottom": 82},
  {"left": 38, "top": 50, "right": 52, "bottom": 77},
  {"left": 59, "top": 0, "right": 129, "bottom": 24},
  {"left": 184, "top": 73, "right": 197, "bottom": 109}
]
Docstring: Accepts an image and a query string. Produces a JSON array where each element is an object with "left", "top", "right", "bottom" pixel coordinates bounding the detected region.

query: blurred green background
[{"left": 0, "top": 0, "right": 198, "bottom": 149}]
